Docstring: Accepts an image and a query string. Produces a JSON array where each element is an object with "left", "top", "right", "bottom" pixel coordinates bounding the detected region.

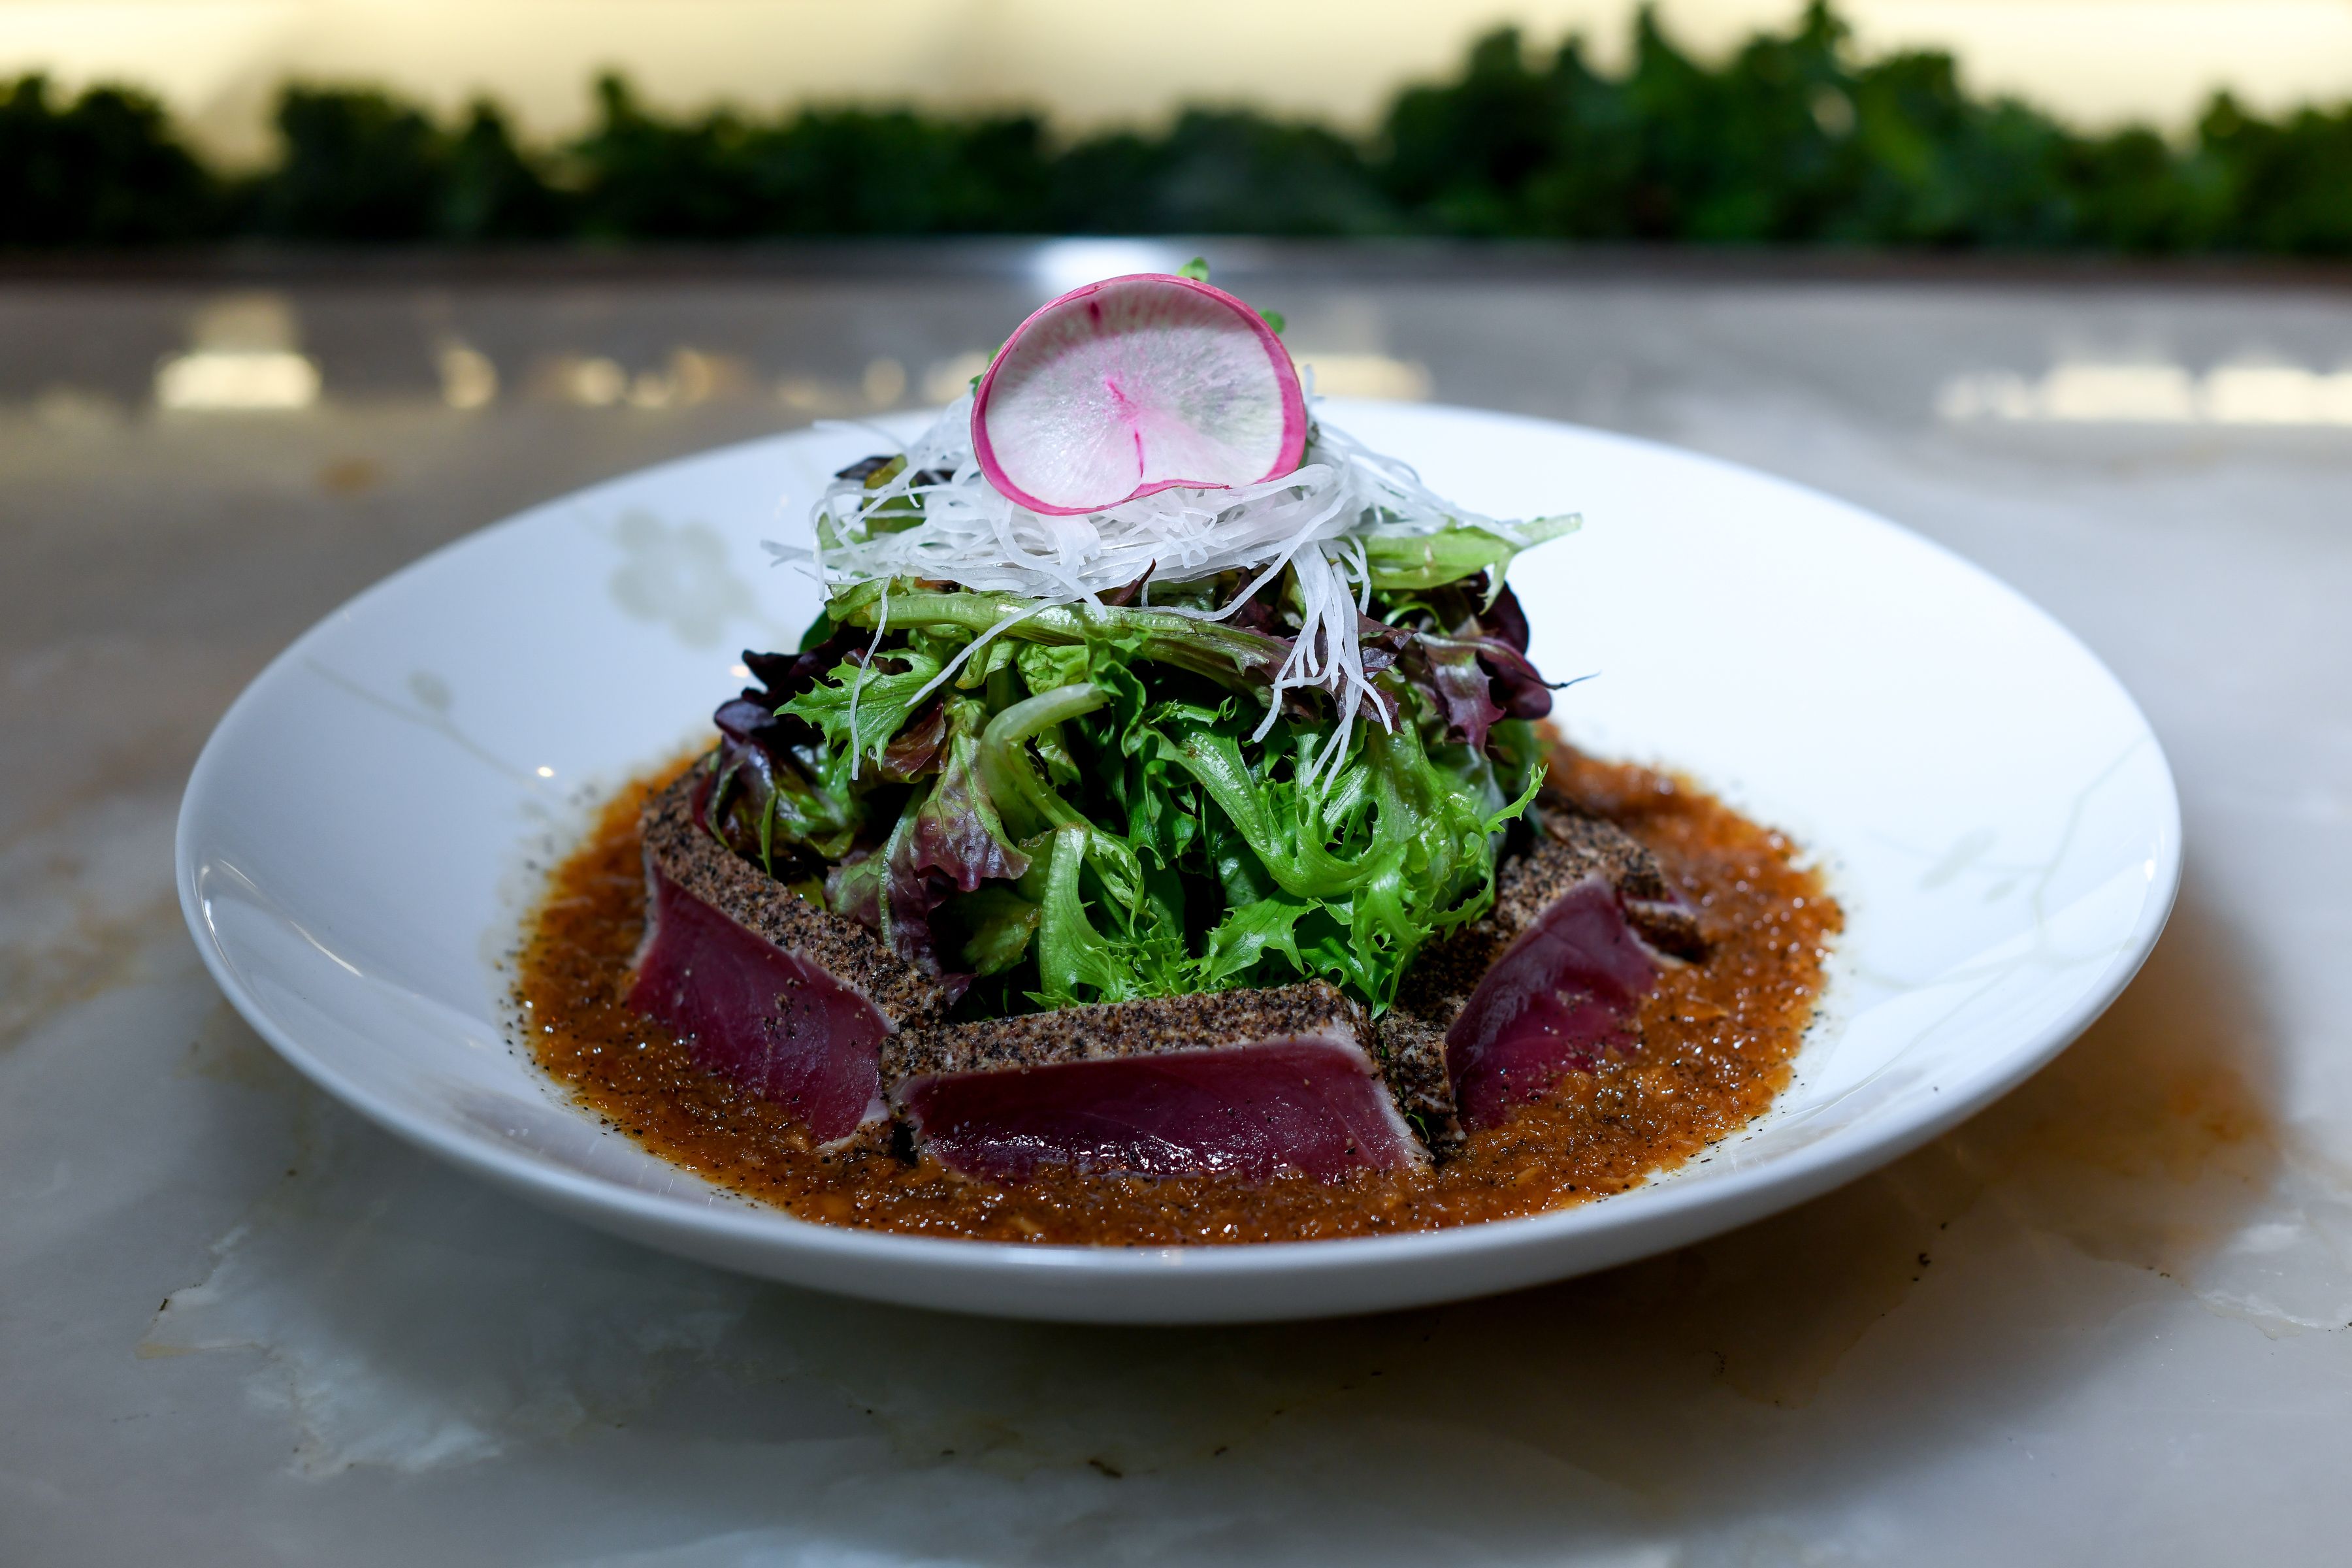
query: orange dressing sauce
[{"left": 514, "top": 743, "right": 1838, "bottom": 1244}]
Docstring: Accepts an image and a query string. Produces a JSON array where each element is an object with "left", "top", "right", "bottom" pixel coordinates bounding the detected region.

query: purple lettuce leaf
[
  {"left": 907, "top": 698, "right": 1031, "bottom": 891},
  {"left": 823, "top": 815, "right": 973, "bottom": 1001},
  {"left": 1479, "top": 583, "right": 1532, "bottom": 653},
  {"left": 878, "top": 698, "right": 947, "bottom": 781},
  {"left": 1403, "top": 635, "right": 1507, "bottom": 751},
  {"left": 703, "top": 632, "right": 871, "bottom": 868},
  {"left": 823, "top": 704, "right": 1022, "bottom": 996},
  {"left": 1467, "top": 583, "right": 1555, "bottom": 719}
]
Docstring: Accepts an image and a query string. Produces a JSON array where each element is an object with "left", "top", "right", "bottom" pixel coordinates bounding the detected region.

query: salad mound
[
  {"left": 705, "top": 269, "right": 1580, "bottom": 1023},
  {"left": 708, "top": 553, "right": 1558, "bottom": 1019}
]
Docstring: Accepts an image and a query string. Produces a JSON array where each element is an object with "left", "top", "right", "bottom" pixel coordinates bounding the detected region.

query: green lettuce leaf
[{"left": 1360, "top": 515, "right": 1580, "bottom": 595}]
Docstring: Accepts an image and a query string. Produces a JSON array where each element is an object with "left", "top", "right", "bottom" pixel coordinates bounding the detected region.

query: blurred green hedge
[{"left": 7, "top": 4, "right": 2351, "bottom": 252}]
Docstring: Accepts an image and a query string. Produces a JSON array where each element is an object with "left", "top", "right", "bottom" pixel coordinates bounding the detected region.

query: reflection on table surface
[{"left": 5, "top": 248, "right": 2348, "bottom": 1565}]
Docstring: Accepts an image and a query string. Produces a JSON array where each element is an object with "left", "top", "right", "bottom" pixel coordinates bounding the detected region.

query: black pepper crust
[
  {"left": 884, "top": 981, "right": 1371, "bottom": 1085},
  {"left": 1368, "top": 1010, "right": 1458, "bottom": 1151},
  {"left": 1531, "top": 797, "right": 1707, "bottom": 959},
  {"left": 640, "top": 762, "right": 955, "bottom": 1028}
]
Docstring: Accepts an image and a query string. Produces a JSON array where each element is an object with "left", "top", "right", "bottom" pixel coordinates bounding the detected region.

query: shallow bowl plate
[{"left": 177, "top": 401, "right": 2179, "bottom": 1324}]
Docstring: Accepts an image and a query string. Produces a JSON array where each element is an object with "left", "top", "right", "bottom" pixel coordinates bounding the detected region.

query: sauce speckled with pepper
[{"left": 514, "top": 741, "right": 1838, "bottom": 1244}]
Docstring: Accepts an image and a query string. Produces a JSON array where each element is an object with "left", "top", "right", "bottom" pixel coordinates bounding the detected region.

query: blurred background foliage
[{"left": 5, "top": 3, "right": 2349, "bottom": 252}]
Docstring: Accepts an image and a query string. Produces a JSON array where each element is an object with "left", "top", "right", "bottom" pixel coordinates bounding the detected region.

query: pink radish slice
[{"left": 972, "top": 273, "right": 1308, "bottom": 515}]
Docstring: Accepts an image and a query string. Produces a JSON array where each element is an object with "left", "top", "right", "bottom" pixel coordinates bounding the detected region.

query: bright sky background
[{"left": 7, "top": 1, "right": 2351, "bottom": 161}]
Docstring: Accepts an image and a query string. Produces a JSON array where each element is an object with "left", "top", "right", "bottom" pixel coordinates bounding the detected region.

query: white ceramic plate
[{"left": 176, "top": 400, "right": 2179, "bottom": 1324}]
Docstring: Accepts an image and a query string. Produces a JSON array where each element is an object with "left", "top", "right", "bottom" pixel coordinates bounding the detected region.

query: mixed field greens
[{"left": 704, "top": 495, "right": 1565, "bottom": 1019}]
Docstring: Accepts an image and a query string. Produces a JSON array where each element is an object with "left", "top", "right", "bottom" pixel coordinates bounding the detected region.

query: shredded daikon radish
[{"left": 768, "top": 392, "right": 1553, "bottom": 784}]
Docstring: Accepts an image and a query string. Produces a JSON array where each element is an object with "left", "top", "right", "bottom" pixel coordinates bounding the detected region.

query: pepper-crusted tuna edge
[
  {"left": 640, "top": 762, "right": 956, "bottom": 1030},
  {"left": 883, "top": 980, "right": 1369, "bottom": 1083},
  {"left": 1378, "top": 804, "right": 1705, "bottom": 1154},
  {"left": 1523, "top": 798, "right": 1706, "bottom": 958},
  {"left": 886, "top": 980, "right": 1432, "bottom": 1174},
  {"left": 1403, "top": 806, "right": 1701, "bottom": 1016},
  {"left": 1367, "top": 1009, "right": 1460, "bottom": 1153}
]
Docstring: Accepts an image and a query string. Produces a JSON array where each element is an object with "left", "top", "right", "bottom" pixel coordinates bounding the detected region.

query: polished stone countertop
[{"left": 5, "top": 249, "right": 2348, "bottom": 1565}]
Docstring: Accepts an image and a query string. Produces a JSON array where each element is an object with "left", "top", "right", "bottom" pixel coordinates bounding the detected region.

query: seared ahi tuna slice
[
  {"left": 1443, "top": 875, "right": 1661, "bottom": 1128},
  {"left": 1390, "top": 810, "right": 1705, "bottom": 1137},
  {"left": 887, "top": 983, "right": 1425, "bottom": 1181},
  {"left": 630, "top": 767, "right": 956, "bottom": 1144}
]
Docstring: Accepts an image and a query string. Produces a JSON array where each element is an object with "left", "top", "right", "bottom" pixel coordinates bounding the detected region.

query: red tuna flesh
[
  {"left": 899, "top": 1036, "right": 1421, "bottom": 1183},
  {"left": 1445, "top": 875, "right": 1662, "bottom": 1129},
  {"left": 629, "top": 860, "right": 890, "bottom": 1141},
  {"left": 628, "top": 768, "right": 955, "bottom": 1145}
]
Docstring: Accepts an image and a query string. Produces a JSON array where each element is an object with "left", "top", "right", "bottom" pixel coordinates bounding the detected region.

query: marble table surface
[{"left": 6, "top": 248, "right": 2348, "bottom": 1565}]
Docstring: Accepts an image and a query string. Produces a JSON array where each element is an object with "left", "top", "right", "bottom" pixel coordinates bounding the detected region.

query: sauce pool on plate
[{"left": 513, "top": 742, "right": 1838, "bottom": 1245}]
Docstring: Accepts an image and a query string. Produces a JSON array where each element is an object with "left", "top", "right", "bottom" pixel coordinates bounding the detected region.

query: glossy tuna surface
[
  {"left": 629, "top": 862, "right": 891, "bottom": 1142},
  {"left": 1444, "top": 875, "right": 1662, "bottom": 1128},
  {"left": 900, "top": 1039, "right": 1421, "bottom": 1182}
]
